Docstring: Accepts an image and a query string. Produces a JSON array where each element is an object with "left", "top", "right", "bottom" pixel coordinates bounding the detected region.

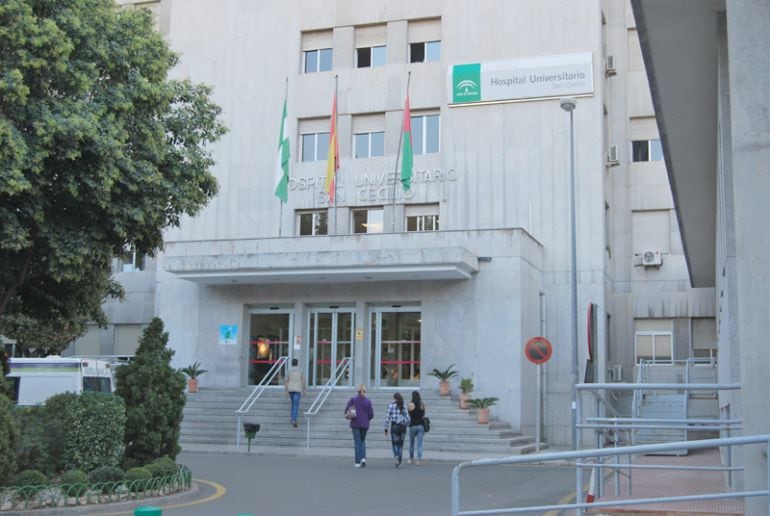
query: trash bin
[{"left": 243, "top": 422, "right": 260, "bottom": 452}]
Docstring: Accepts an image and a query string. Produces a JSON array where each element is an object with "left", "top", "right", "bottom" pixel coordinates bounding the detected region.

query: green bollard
[{"left": 135, "top": 507, "right": 162, "bottom": 515}]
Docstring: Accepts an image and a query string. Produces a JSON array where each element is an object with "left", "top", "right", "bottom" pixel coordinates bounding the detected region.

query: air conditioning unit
[
  {"left": 606, "top": 144, "right": 619, "bottom": 165},
  {"left": 642, "top": 250, "right": 663, "bottom": 267},
  {"left": 605, "top": 55, "right": 617, "bottom": 76}
]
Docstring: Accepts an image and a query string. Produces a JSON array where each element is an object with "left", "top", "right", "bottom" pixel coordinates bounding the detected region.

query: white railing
[
  {"left": 451, "top": 435, "right": 769, "bottom": 516},
  {"left": 304, "top": 357, "right": 352, "bottom": 448},
  {"left": 234, "top": 356, "right": 288, "bottom": 447}
]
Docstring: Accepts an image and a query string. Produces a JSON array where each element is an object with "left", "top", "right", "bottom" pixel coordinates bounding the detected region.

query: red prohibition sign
[{"left": 524, "top": 337, "right": 553, "bottom": 365}]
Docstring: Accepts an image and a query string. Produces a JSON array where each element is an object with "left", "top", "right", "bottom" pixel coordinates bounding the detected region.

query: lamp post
[{"left": 559, "top": 97, "right": 578, "bottom": 450}]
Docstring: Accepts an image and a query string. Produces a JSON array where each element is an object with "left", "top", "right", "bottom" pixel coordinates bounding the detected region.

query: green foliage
[
  {"left": 11, "top": 469, "right": 47, "bottom": 487},
  {"left": 468, "top": 397, "right": 499, "bottom": 409},
  {"left": 428, "top": 364, "right": 458, "bottom": 381},
  {"left": 115, "top": 318, "right": 186, "bottom": 467},
  {"left": 124, "top": 466, "right": 152, "bottom": 491},
  {"left": 59, "top": 469, "right": 88, "bottom": 485},
  {"left": 0, "top": 0, "right": 226, "bottom": 343},
  {"left": 180, "top": 361, "right": 207, "bottom": 379},
  {"left": 145, "top": 456, "right": 177, "bottom": 478},
  {"left": 88, "top": 465, "right": 124, "bottom": 484},
  {"left": 12, "top": 406, "right": 48, "bottom": 476},
  {"left": 0, "top": 393, "right": 18, "bottom": 485},
  {"left": 44, "top": 392, "right": 126, "bottom": 472},
  {"left": 460, "top": 377, "right": 474, "bottom": 394}
]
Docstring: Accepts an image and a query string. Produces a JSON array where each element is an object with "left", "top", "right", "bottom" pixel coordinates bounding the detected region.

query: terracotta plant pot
[
  {"left": 187, "top": 378, "right": 199, "bottom": 393},
  {"left": 439, "top": 380, "right": 450, "bottom": 396},
  {"left": 476, "top": 407, "right": 490, "bottom": 424},
  {"left": 459, "top": 393, "right": 471, "bottom": 409}
]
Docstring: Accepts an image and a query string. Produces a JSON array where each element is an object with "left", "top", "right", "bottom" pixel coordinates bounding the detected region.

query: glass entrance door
[
  {"left": 308, "top": 309, "right": 354, "bottom": 387},
  {"left": 248, "top": 311, "right": 293, "bottom": 386},
  {"left": 370, "top": 307, "right": 421, "bottom": 388}
]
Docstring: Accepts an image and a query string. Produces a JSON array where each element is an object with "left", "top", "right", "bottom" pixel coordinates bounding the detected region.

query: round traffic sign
[{"left": 524, "top": 336, "right": 553, "bottom": 365}]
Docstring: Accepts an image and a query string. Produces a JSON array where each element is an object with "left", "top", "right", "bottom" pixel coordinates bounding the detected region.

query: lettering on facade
[{"left": 287, "top": 168, "right": 459, "bottom": 204}]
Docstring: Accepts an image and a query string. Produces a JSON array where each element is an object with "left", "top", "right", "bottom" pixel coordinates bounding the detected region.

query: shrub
[
  {"left": 145, "top": 457, "right": 177, "bottom": 478},
  {"left": 11, "top": 469, "right": 47, "bottom": 487},
  {"left": 59, "top": 469, "right": 88, "bottom": 485},
  {"left": 45, "top": 392, "right": 126, "bottom": 473},
  {"left": 115, "top": 318, "right": 186, "bottom": 467},
  {"left": 0, "top": 392, "right": 18, "bottom": 485},
  {"left": 12, "top": 407, "right": 48, "bottom": 476},
  {"left": 88, "top": 465, "right": 124, "bottom": 484},
  {"left": 124, "top": 467, "right": 152, "bottom": 492}
]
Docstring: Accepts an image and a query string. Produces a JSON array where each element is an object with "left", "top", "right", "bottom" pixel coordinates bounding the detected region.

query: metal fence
[{"left": 451, "top": 435, "right": 769, "bottom": 515}]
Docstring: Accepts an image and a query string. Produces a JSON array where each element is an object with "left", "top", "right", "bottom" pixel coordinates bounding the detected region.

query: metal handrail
[
  {"left": 234, "top": 356, "right": 288, "bottom": 447},
  {"left": 450, "top": 435, "right": 770, "bottom": 516},
  {"left": 304, "top": 357, "right": 352, "bottom": 448}
]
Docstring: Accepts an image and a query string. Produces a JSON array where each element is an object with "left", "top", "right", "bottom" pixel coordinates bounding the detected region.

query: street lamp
[{"left": 559, "top": 97, "right": 579, "bottom": 450}]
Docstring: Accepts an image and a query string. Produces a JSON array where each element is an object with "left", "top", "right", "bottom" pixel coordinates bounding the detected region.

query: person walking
[
  {"left": 284, "top": 358, "right": 305, "bottom": 428},
  {"left": 345, "top": 384, "right": 374, "bottom": 468},
  {"left": 384, "top": 392, "right": 409, "bottom": 467},
  {"left": 407, "top": 391, "right": 426, "bottom": 465}
]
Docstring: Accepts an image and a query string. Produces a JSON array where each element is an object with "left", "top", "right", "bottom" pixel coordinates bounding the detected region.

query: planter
[
  {"left": 459, "top": 393, "right": 471, "bottom": 409},
  {"left": 476, "top": 407, "right": 490, "bottom": 424},
  {"left": 187, "top": 378, "right": 199, "bottom": 393},
  {"left": 439, "top": 379, "right": 450, "bottom": 396}
]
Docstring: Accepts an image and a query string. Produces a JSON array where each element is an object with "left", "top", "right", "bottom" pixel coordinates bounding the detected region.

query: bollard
[
  {"left": 134, "top": 507, "right": 162, "bottom": 515},
  {"left": 243, "top": 422, "right": 260, "bottom": 452}
]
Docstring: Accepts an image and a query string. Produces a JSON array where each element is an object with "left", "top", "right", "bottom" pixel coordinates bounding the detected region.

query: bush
[
  {"left": 45, "top": 392, "right": 126, "bottom": 472},
  {"left": 59, "top": 469, "right": 88, "bottom": 485},
  {"left": 115, "top": 318, "right": 186, "bottom": 467},
  {"left": 12, "top": 406, "right": 50, "bottom": 476},
  {"left": 88, "top": 465, "right": 124, "bottom": 484},
  {"left": 146, "top": 457, "right": 177, "bottom": 478},
  {"left": 11, "top": 469, "right": 47, "bottom": 487},
  {"left": 0, "top": 392, "right": 18, "bottom": 485},
  {"left": 124, "top": 467, "right": 152, "bottom": 492}
]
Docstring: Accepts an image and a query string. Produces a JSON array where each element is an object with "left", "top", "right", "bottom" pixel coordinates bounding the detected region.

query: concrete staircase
[{"left": 180, "top": 388, "right": 542, "bottom": 455}]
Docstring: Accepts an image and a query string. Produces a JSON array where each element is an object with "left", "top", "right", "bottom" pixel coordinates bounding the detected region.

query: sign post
[{"left": 524, "top": 337, "right": 553, "bottom": 452}]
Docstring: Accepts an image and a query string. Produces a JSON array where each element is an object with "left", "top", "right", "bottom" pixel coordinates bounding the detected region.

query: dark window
[
  {"left": 410, "top": 43, "right": 425, "bottom": 63},
  {"left": 410, "top": 41, "right": 440, "bottom": 63},
  {"left": 83, "top": 377, "right": 112, "bottom": 393},
  {"left": 357, "top": 46, "right": 386, "bottom": 68},
  {"left": 298, "top": 211, "right": 328, "bottom": 236}
]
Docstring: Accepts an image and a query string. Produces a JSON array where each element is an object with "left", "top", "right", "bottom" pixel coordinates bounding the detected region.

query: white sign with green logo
[{"left": 449, "top": 52, "right": 593, "bottom": 105}]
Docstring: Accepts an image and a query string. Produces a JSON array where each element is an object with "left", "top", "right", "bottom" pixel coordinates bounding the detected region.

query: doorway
[
  {"left": 369, "top": 306, "right": 421, "bottom": 389},
  {"left": 247, "top": 310, "right": 293, "bottom": 386},
  {"left": 307, "top": 307, "right": 354, "bottom": 387}
]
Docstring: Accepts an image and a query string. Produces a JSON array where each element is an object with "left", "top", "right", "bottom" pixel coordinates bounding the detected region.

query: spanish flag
[{"left": 324, "top": 93, "right": 339, "bottom": 203}]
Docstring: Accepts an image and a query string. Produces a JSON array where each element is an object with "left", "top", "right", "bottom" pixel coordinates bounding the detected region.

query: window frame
[
  {"left": 354, "top": 131, "right": 385, "bottom": 159},
  {"left": 303, "top": 47, "right": 333, "bottom": 74},
  {"left": 297, "top": 210, "right": 328, "bottom": 236},
  {"left": 409, "top": 40, "right": 441, "bottom": 63},
  {"left": 351, "top": 207, "right": 384, "bottom": 234},
  {"left": 301, "top": 132, "right": 330, "bottom": 162},
  {"left": 634, "top": 331, "right": 673, "bottom": 364},
  {"left": 405, "top": 204, "right": 440, "bottom": 232},
  {"left": 631, "top": 139, "right": 664, "bottom": 162},
  {"left": 410, "top": 113, "right": 440, "bottom": 155},
  {"left": 356, "top": 45, "right": 387, "bottom": 68}
]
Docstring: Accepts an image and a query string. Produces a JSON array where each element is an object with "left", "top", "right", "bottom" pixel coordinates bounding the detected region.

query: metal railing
[
  {"left": 234, "top": 356, "right": 288, "bottom": 447},
  {"left": 450, "top": 435, "right": 770, "bottom": 516},
  {"left": 304, "top": 357, "right": 351, "bottom": 448}
]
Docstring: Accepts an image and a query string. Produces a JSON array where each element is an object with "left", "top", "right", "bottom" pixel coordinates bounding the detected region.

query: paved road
[{"left": 119, "top": 452, "right": 576, "bottom": 516}]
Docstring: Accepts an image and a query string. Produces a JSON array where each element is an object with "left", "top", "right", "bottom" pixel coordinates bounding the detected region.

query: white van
[{"left": 8, "top": 356, "right": 115, "bottom": 406}]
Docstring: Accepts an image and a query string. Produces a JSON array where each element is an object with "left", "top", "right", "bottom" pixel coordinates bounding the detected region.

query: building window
[
  {"left": 354, "top": 132, "right": 385, "bottom": 158},
  {"left": 411, "top": 114, "right": 440, "bottom": 154},
  {"left": 405, "top": 204, "right": 439, "bottom": 232},
  {"left": 631, "top": 139, "right": 664, "bottom": 162},
  {"left": 356, "top": 45, "right": 386, "bottom": 68},
  {"left": 304, "top": 48, "right": 333, "bottom": 73},
  {"left": 301, "top": 132, "right": 330, "bottom": 162},
  {"left": 634, "top": 331, "right": 673, "bottom": 364},
  {"left": 409, "top": 41, "right": 441, "bottom": 63},
  {"left": 298, "top": 210, "right": 328, "bottom": 236},
  {"left": 352, "top": 207, "right": 383, "bottom": 234},
  {"left": 114, "top": 248, "right": 144, "bottom": 272}
]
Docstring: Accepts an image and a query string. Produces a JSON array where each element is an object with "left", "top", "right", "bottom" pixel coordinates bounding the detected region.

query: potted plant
[
  {"left": 429, "top": 364, "right": 458, "bottom": 396},
  {"left": 181, "top": 361, "right": 207, "bottom": 393},
  {"left": 459, "top": 377, "right": 474, "bottom": 409},
  {"left": 468, "top": 397, "right": 498, "bottom": 424}
]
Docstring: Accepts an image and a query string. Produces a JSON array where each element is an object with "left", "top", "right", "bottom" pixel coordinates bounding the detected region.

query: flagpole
[
  {"left": 333, "top": 75, "right": 339, "bottom": 235},
  {"left": 391, "top": 71, "right": 411, "bottom": 232},
  {"left": 279, "top": 77, "right": 288, "bottom": 237}
]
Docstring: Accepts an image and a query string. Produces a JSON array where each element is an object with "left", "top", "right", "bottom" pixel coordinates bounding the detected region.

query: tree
[
  {"left": 0, "top": 362, "right": 18, "bottom": 484},
  {"left": 114, "top": 318, "right": 186, "bottom": 467},
  {"left": 0, "top": 0, "right": 227, "bottom": 345}
]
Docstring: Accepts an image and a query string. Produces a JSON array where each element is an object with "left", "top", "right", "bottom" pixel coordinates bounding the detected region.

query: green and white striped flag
[{"left": 274, "top": 98, "right": 290, "bottom": 202}]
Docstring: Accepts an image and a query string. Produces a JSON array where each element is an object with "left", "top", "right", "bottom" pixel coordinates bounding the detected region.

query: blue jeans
[
  {"left": 409, "top": 424, "right": 425, "bottom": 460},
  {"left": 390, "top": 423, "right": 406, "bottom": 460},
  {"left": 352, "top": 427, "right": 368, "bottom": 464},
  {"left": 289, "top": 392, "right": 301, "bottom": 422}
]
